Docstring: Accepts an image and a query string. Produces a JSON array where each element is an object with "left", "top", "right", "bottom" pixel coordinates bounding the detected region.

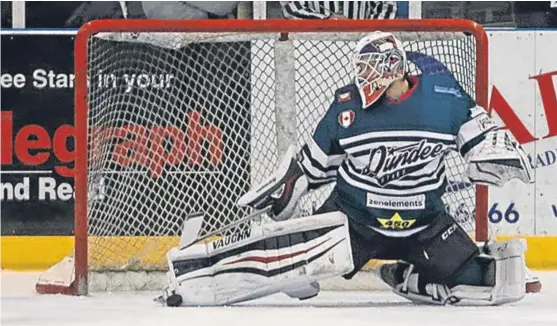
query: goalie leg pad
[
  {"left": 477, "top": 238, "right": 527, "bottom": 304},
  {"left": 163, "top": 211, "right": 354, "bottom": 306},
  {"left": 390, "top": 239, "right": 526, "bottom": 306},
  {"left": 282, "top": 281, "right": 320, "bottom": 300}
]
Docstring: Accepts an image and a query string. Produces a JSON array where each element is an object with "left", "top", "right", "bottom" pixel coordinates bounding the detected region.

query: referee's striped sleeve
[
  {"left": 280, "top": 1, "right": 331, "bottom": 19},
  {"left": 368, "top": 1, "right": 397, "bottom": 19}
]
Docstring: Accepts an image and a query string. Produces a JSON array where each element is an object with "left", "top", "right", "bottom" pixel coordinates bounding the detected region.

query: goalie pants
[{"left": 315, "top": 191, "right": 481, "bottom": 285}]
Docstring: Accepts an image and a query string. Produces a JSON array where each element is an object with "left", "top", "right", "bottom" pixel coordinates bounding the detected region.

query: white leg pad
[
  {"left": 283, "top": 281, "right": 320, "bottom": 300},
  {"left": 163, "top": 212, "right": 353, "bottom": 306},
  {"left": 393, "top": 239, "right": 527, "bottom": 306},
  {"left": 479, "top": 238, "right": 527, "bottom": 304}
]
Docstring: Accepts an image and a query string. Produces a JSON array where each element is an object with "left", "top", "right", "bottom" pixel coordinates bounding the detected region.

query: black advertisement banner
[
  {"left": 1, "top": 33, "right": 76, "bottom": 235},
  {"left": 1, "top": 33, "right": 253, "bottom": 237},
  {"left": 85, "top": 36, "right": 252, "bottom": 237}
]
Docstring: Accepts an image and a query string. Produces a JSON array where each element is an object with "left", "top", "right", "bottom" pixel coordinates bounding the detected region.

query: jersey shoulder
[
  {"left": 314, "top": 84, "right": 361, "bottom": 134},
  {"left": 417, "top": 74, "right": 478, "bottom": 133},
  {"left": 321, "top": 83, "right": 362, "bottom": 121},
  {"left": 332, "top": 83, "right": 361, "bottom": 110},
  {"left": 417, "top": 74, "right": 475, "bottom": 107}
]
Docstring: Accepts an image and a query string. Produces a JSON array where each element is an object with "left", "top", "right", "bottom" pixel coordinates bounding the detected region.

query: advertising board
[
  {"left": 487, "top": 31, "right": 557, "bottom": 237},
  {"left": 1, "top": 33, "right": 76, "bottom": 235}
]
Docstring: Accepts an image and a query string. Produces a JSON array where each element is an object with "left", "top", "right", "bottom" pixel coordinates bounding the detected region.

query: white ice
[{"left": 2, "top": 271, "right": 556, "bottom": 326}]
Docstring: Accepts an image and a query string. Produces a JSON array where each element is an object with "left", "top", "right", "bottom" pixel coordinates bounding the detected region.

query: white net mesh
[{"left": 84, "top": 30, "right": 478, "bottom": 288}]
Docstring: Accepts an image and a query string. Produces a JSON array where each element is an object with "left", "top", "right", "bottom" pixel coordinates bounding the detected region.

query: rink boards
[{"left": 2, "top": 234, "right": 556, "bottom": 271}]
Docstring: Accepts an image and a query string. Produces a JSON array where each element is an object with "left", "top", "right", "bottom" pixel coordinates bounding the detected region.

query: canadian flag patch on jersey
[{"left": 338, "top": 110, "right": 355, "bottom": 128}]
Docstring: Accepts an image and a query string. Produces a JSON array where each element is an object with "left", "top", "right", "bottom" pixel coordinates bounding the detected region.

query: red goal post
[{"left": 46, "top": 19, "right": 488, "bottom": 296}]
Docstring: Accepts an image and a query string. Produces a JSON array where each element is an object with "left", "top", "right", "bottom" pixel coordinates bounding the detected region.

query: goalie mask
[{"left": 352, "top": 32, "right": 407, "bottom": 108}]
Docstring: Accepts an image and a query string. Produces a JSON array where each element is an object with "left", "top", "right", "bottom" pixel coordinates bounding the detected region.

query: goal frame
[{"left": 73, "top": 19, "right": 489, "bottom": 296}]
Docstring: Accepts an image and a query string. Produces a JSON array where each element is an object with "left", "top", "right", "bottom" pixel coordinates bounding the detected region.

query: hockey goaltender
[{"left": 161, "top": 31, "right": 541, "bottom": 307}]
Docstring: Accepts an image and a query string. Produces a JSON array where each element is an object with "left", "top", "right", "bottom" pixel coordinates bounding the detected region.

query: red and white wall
[{"left": 486, "top": 31, "right": 557, "bottom": 268}]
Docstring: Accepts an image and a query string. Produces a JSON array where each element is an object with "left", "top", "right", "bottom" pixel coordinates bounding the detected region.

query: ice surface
[{"left": 2, "top": 271, "right": 556, "bottom": 326}]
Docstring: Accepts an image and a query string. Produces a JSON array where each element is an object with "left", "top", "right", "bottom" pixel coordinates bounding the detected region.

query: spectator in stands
[
  {"left": 66, "top": 2, "right": 124, "bottom": 27},
  {"left": 65, "top": 1, "right": 240, "bottom": 28},
  {"left": 1, "top": 2, "right": 12, "bottom": 28},
  {"left": 280, "top": 1, "right": 396, "bottom": 20},
  {"left": 512, "top": 1, "right": 557, "bottom": 27},
  {"left": 141, "top": 2, "right": 240, "bottom": 20}
]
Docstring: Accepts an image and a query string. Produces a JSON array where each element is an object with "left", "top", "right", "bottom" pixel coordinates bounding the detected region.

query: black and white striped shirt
[{"left": 280, "top": 1, "right": 397, "bottom": 20}]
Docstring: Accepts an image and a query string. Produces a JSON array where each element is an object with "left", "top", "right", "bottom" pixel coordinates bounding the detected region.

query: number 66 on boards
[{"left": 488, "top": 203, "right": 519, "bottom": 224}]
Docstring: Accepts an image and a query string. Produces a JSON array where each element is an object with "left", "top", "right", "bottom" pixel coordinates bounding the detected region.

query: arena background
[{"left": 1, "top": 1, "right": 556, "bottom": 271}]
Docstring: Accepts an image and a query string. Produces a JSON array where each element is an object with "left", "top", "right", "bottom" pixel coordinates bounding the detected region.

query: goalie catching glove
[
  {"left": 237, "top": 145, "right": 309, "bottom": 221},
  {"left": 466, "top": 128, "right": 533, "bottom": 187}
]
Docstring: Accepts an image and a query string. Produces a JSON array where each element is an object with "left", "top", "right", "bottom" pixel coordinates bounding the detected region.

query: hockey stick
[{"left": 179, "top": 207, "right": 271, "bottom": 250}]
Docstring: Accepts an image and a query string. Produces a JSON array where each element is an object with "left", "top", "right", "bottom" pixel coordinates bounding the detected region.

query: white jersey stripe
[
  {"left": 339, "top": 165, "right": 446, "bottom": 195},
  {"left": 339, "top": 130, "right": 456, "bottom": 146},
  {"left": 307, "top": 137, "right": 346, "bottom": 168},
  {"left": 305, "top": 173, "right": 336, "bottom": 185},
  {"left": 301, "top": 151, "right": 337, "bottom": 179}
]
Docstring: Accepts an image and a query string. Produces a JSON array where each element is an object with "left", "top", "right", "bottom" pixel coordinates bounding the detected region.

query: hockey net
[{"left": 37, "top": 19, "right": 488, "bottom": 295}]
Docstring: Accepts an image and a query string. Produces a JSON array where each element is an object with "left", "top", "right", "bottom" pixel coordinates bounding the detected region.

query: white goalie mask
[{"left": 352, "top": 32, "right": 407, "bottom": 108}]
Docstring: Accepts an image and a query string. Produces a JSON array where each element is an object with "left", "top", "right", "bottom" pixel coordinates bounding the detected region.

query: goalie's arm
[
  {"left": 238, "top": 103, "right": 346, "bottom": 220},
  {"left": 299, "top": 108, "right": 346, "bottom": 189},
  {"left": 455, "top": 105, "right": 533, "bottom": 187}
]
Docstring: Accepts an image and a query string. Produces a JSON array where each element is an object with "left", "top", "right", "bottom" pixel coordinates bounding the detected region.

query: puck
[{"left": 166, "top": 293, "right": 183, "bottom": 307}]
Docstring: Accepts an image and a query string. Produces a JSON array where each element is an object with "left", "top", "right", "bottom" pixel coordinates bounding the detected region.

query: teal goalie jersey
[{"left": 299, "top": 73, "right": 496, "bottom": 237}]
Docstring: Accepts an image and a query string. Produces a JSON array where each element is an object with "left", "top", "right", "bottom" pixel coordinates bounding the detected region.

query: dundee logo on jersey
[{"left": 361, "top": 140, "right": 446, "bottom": 186}]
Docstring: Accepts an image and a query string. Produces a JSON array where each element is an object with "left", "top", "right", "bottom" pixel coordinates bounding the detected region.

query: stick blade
[{"left": 179, "top": 212, "right": 205, "bottom": 248}]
